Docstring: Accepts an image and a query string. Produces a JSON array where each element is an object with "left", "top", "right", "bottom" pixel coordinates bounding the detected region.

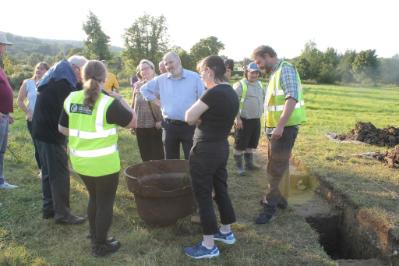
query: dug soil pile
[
  {"left": 374, "top": 145, "right": 399, "bottom": 168},
  {"left": 337, "top": 122, "right": 399, "bottom": 147}
]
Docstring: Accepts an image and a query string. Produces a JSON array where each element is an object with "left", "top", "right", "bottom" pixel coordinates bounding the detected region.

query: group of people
[{"left": 0, "top": 31, "right": 306, "bottom": 259}]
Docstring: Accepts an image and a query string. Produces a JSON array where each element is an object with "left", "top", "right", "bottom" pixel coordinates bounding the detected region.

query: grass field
[
  {"left": 296, "top": 85, "right": 399, "bottom": 237},
  {"left": 1, "top": 84, "right": 398, "bottom": 265}
]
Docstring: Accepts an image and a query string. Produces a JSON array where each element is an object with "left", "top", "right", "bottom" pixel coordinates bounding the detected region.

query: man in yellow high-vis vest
[{"left": 252, "top": 45, "right": 306, "bottom": 224}]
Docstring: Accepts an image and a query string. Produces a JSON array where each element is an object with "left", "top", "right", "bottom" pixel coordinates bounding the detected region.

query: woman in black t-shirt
[{"left": 184, "top": 55, "right": 239, "bottom": 259}]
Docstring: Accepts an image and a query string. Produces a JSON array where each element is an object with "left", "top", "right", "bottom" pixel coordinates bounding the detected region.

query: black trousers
[
  {"left": 189, "top": 140, "right": 236, "bottom": 235},
  {"left": 162, "top": 120, "right": 195, "bottom": 160},
  {"left": 80, "top": 172, "right": 119, "bottom": 244},
  {"left": 36, "top": 140, "right": 70, "bottom": 219},
  {"left": 27, "top": 120, "right": 41, "bottom": 170},
  {"left": 234, "top": 118, "right": 261, "bottom": 151},
  {"left": 265, "top": 126, "right": 298, "bottom": 210},
  {"left": 136, "top": 127, "right": 164, "bottom": 161}
]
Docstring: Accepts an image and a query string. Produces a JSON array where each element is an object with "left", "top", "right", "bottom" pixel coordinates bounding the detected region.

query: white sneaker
[{"left": 0, "top": 182, "right": 18, "bottom": 189}]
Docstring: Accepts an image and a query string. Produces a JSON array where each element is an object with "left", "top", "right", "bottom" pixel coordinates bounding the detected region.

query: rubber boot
[
  {"left": 244, "top": 153, "right": 260, "bottom": 171},
  {"left": 234, "top": 154, "right": 245, "bottom": 176}
]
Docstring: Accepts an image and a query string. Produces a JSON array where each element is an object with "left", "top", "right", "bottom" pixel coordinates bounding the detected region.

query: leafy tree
[
  {"left": 294, "top": 57, "right": 311, "bottom": 80},
  {"left": 2, "top": 54, "right": 14, "bottom": 75},
  {"left": 379, "top": 56, "right": 399, "bottom": 85},
  {"left": 82, "top": 11, "right": 111, "bottom": 60},
  {"left": 27, "top": 53, "right": 45, "bottom": 67},
  {"left": 171, "top": 46, "right": 195, "bottom": 71},
  {"left": 123, "top": 14, "right": 169, "bottom": 73},
  {"left": 302, "top": 41, "right": 323, "bottom": 80},
  {"left": 317, "top": 48, "right": 339, "bottom": 83},
  {"left": 108, "top": 55, "right": 123, "bottom": 75},
  {"left": 189, "top": 36, "right": 224, "bottom": 65},
  {"left": 352, "top": 49, "right": 379, "bottom": 84},
  {"left": 337, "top": 50, "right": 357, "bottom": 83}
]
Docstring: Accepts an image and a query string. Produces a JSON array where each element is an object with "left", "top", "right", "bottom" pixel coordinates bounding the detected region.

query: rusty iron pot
[{"left": 125, "top": 160, "right": 195, "bottom": 226}]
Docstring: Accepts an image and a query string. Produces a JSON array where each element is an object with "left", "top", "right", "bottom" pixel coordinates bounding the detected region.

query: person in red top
[{"left": 0, "top": 32, "right": 17, "bottom": 189}]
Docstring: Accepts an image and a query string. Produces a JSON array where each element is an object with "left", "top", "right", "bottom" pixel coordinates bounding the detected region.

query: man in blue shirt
[{"left": 141, "top": 52, "right": 205, "bottom": 159}]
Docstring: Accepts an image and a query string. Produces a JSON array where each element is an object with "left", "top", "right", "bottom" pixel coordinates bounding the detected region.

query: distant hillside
[{"left": 4, "top": 32, "right": 123, "bottom": 60}]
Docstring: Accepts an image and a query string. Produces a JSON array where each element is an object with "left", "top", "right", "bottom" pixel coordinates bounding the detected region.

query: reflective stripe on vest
[
  {"left": 65, "top": 91, "right": 120, "bottom": 177},
  {"left": 265, "top": 61, "right": 306, "bottom": 128},
  {"left": 64, "top": 94, "right": 118, "bottom": 139},
  {"left": 69, "top": 128, "right": 117, "bottom": 139},
  {"left": 239, "top": 79, "right": 263, "bottom": 112},
  {"left": 266, "top": 100, "right": 305, "bottom": 112},
  {"left": 70, "top": 144, "right": 118, "bottom": 158}
]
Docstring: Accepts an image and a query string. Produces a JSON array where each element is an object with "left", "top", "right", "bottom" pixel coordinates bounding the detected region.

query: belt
[{"left": 165, "top": 118, "right": 188, "bottom": 126}]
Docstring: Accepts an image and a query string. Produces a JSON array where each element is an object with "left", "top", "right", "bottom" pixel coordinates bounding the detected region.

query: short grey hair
[
  {"left": 68, "top": 55, "right": 88, "bottom": 68},
  {"left": 163, "top": 52, "right": 181, "bottom": 63}
]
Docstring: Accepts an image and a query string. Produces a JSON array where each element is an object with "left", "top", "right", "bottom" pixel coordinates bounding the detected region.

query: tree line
[
  {"left": 292, "top": 41, "right": 399, "bottom": 85},
  {"left": 1, "top": 12, "right": 399, "bottom": 89}
]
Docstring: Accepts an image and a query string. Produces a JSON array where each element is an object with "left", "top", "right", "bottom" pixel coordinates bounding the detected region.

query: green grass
[
  {"left": 295, "top": 84, "right": 399, "bottom": 234},
  {"left": 6, "top": 84, "right": 399, "bottom": 265}
]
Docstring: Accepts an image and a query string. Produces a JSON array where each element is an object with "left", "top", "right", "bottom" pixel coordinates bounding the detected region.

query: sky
[{"left": 1, "top": 0, "right": 398, "bottom": 60}]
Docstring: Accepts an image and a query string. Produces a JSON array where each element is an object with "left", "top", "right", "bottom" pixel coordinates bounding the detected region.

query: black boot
[
  {"left": 255, "top": 204, "right": 277, "bottom": 224},
  {"left": 92, "top": 240, "right": 121, "bottom": 257},
  {"left": 244, "top": 153, "right": 260, "bottom": 171},
  {"left": 260, "top": 196, "right": 288, "bottom": 209},
  {"left": 87, "top": 233, "right": 117, "bottom": 244},
  {"left": 234, "top": 154, "right": 245, "bottom": 176}
]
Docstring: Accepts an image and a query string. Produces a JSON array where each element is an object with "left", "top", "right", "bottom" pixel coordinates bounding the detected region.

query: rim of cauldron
[{"left": 124, "top": 159, "right": 189, "bottom": 181}]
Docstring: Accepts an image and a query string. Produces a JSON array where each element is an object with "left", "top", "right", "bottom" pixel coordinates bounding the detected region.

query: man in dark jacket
[{"left": 32, "top": 55, "right": 87, "bottom": 224}]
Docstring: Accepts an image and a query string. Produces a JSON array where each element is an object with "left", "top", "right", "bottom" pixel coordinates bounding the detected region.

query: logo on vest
[{"left": 70, "top": 104, "right": 93, "bottom": 115}]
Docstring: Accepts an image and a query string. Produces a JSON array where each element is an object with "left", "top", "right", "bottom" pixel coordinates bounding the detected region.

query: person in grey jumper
[{"left": 233, "top": 62, "right": 264, "bottom": 175}]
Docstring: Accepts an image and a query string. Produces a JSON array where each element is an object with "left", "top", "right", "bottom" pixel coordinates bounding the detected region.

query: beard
[{"left": 264, "top": 63, "right": 274, "bottom": 73}]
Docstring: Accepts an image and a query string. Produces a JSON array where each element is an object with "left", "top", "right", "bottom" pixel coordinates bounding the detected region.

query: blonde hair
[
  {"left": 31, "top": 62, "right": 49, "bottom": 79},
  {"left": 82, "top": 60, "right": 107, "bottom": 108}
]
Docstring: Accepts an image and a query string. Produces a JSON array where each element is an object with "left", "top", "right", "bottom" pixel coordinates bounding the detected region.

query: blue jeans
[{"left": 0, "top": 114, "right": 9, "bottom": 185}]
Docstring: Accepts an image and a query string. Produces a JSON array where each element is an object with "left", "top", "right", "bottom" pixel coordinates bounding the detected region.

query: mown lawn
[{"left": 6, "top": 84, "right": 398, "bottom": 265}]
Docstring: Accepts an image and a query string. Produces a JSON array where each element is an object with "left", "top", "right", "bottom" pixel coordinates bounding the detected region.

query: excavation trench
[{"left": 288, "top": 164, "right": 397, "bottom": 265}]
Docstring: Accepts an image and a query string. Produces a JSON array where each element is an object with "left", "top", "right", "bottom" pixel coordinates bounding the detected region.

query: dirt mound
[
  {"left": 338, "top": 122, "right": 399, "bottom": 147},
  {"left": 374, "top": 145, "right": 399, "bottom": 168}
]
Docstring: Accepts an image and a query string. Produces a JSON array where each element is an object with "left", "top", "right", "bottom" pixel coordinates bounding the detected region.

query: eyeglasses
[{"left": 72, "top": 64, "right": 81, "bottom": 73}]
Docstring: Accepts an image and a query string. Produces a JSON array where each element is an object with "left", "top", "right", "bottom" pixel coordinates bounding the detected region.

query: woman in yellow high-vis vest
[{"left": 58, "top": 60, "right": 137, "bottom": 257}]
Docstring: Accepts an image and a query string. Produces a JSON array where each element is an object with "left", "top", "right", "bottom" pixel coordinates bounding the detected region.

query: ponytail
[
  {"left": 81, "top": 60, "right": 107, "bottom": 108},
  {"left": 83, "top": 79, "right": 101, "bottom": 108}
]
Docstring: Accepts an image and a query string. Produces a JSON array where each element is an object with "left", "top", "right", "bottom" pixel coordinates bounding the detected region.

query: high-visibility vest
[
  {"left": 64, "top": 91, "right": 120, "bottom": 177},
  {"left": 239, "top": 78, "right": 264, "bottom": 112},
  {"left": 265, "top": 61, "right": 306, "bottom": 128}
]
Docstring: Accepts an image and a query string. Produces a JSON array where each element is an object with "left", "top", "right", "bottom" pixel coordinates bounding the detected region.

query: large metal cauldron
[{"left": 125, "top": 160, "right": 195, "bottom": 226}]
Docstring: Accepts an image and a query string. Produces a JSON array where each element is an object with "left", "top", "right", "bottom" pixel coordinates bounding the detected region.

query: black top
[
  {"left": 59, "top": 91, "right": 133, "bottom": 129},
  {"left": 32, "top": 79, "right": 81, "bottom": 144},
  {"left": 194, "top": 83, "right": 239, "bottom": 143}
]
